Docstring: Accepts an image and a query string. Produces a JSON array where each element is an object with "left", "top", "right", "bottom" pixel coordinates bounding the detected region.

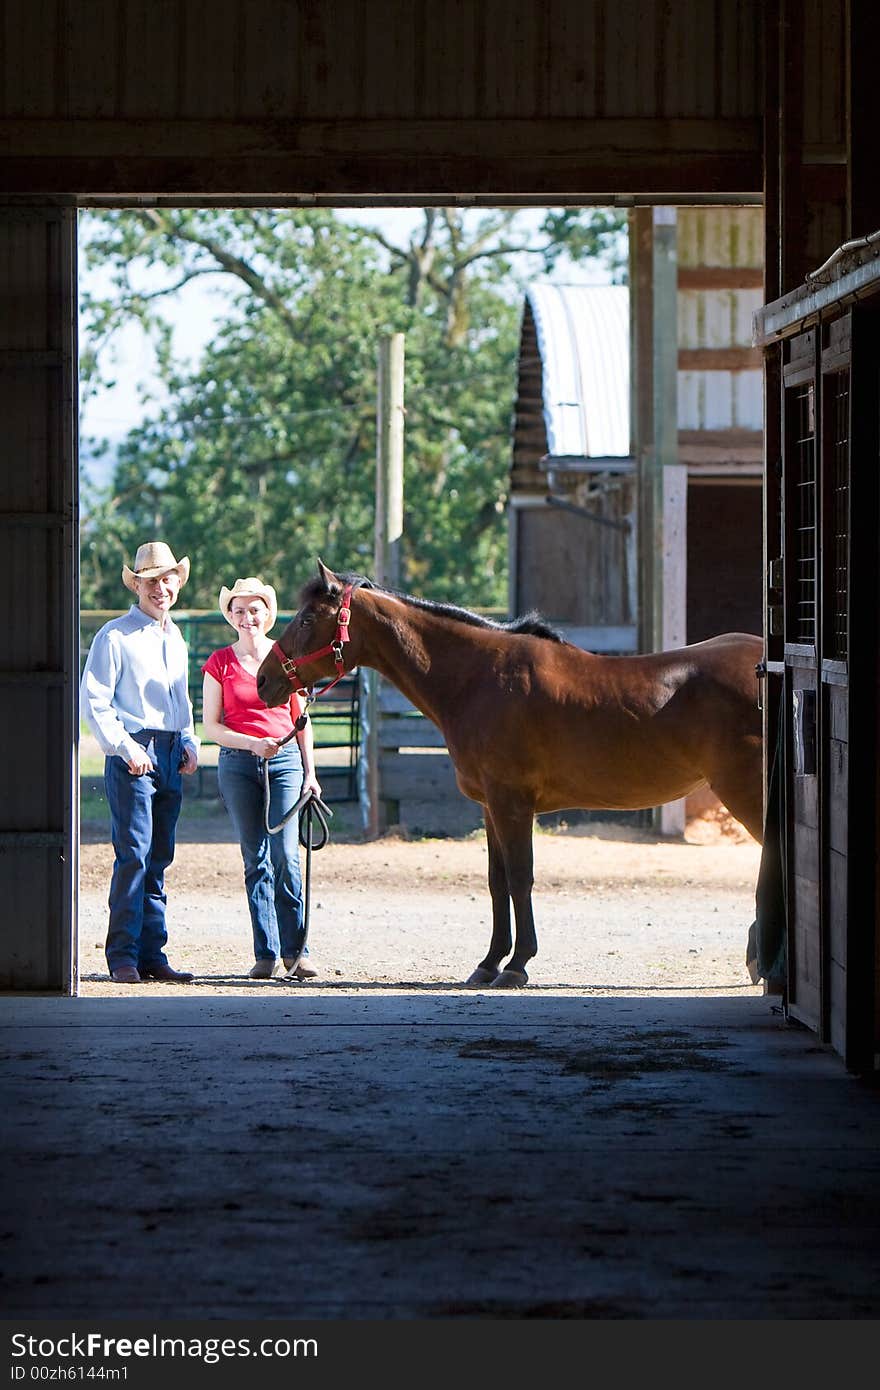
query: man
[{"left": 81, "top": 541, "right": 200, "bottom": 984}]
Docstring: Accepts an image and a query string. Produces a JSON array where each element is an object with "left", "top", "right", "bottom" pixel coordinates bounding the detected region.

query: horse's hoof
[
  {"left": 488, "top": 968, "right": 528, "bottom": 989},
  {"left": 465, "top": 966, "right": 500, "bottom": 987}
]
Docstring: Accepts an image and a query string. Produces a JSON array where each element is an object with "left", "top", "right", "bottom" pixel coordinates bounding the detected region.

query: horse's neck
[{"left": 357, "top": 593, "right": 474, "bottom": 728}]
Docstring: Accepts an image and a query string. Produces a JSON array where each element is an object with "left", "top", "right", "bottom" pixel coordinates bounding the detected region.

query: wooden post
[
  {"left": 374, "top": 332, "right": 405, "bottom": 587},
  {"left": 630, "top": 208, "right": 656, "bottom": 657},
  {"left": 632, "top": 208, "right": 683, "bottom": 833},
  {"left": 653, "top": 209, "right": 685, "bottom": 836},
  {"left": 363, "top": 333, "right": 405, "bottom": 839}
]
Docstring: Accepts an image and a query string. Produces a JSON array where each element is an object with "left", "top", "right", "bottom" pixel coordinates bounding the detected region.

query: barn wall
[
  {"left": 0, "top": 208, "right": 78, "bottom": 990},
  {"left": 0, "top": 0, "right": 764, "bottom": 198}
]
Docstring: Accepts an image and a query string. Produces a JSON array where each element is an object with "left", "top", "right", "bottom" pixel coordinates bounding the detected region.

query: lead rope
[{"left": 261, "top": 713, "right": 333, "bottom": 970}]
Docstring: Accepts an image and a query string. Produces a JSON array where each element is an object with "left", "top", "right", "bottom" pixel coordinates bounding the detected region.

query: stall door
[
  {"left": 781, "top": 316, "right": 852, "bottom": 1055},
  {"left": 782, "top": 329, "right": 821, "bottom": 1032},
  {"left": 819, "top": 316, "right": 850, "bottom": 1058}
]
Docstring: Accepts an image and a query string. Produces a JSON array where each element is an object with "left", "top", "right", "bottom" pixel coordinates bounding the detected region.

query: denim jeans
[
  {"left": 217, "top": 743, "right": 307, "bottom": 963},
  {"left": 104, "top": 730, "right": 184, "bottom": 971}
]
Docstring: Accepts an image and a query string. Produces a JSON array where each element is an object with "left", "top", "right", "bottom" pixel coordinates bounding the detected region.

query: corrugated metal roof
[{"left": 526, "top": 284, "right": 630, "bottom": 458}]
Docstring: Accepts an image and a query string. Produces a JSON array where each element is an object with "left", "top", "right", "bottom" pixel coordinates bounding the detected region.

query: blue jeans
[
  {"left": 104, "top": 730, "right": 184, "bottom": 972},
  {"left": 217, "top": 744, "right": 307, "bottom": 963}
]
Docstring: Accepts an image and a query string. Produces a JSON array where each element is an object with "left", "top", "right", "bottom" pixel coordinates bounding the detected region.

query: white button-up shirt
[{"left": 80, "top": 605, "right": 200, "bottom": 764}]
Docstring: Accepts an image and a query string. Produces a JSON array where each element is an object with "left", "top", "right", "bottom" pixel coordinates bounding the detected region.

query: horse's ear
[{"left": 316, "top": 557, "right": 339, "bottom": 592}]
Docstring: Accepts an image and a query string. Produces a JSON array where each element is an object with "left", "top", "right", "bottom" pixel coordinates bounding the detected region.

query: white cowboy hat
[
  {"left": 218, "top": 577, "right": 278, "bottom": 631},
  {"left": 122, "top": 541, "right": 190, "bottom": 593}
]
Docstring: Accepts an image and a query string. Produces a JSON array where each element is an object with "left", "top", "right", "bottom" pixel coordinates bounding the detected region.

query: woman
[{"left": 202, "top": 577, "right": 321, "bottom": 980}]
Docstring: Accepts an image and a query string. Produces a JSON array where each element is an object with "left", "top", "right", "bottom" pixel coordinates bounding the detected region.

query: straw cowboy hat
[
  {"left": 218, "top": 577, "right": 278, "bottom": 630},
  {"left": 122, "top": 541, "right": 190, "bottom": 593}
]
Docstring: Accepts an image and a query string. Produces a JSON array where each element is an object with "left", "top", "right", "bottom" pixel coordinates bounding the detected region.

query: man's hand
[
  {"left": 179, "top": 746, "right": 199, "bottom": 776},
  {"left": 126, "top": 754, "right": 154, "bottom": 776}
]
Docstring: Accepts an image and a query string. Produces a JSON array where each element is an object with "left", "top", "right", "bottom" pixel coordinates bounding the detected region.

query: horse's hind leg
[
  {"left": 707, "top": 737, "right": 764, "bottom": 844},
  {"left": 465, "top": 811, "right": 511, "bottom": 986}
]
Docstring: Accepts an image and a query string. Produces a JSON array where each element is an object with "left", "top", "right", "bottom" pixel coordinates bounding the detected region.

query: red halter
[{"left": 271, "top": 582, "right": 353, "bottom": 697}]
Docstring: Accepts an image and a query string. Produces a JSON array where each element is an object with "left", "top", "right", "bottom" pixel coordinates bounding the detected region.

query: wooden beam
[
  {"left": 0, "top": 117, "right": 763, "bottom": 161},
  {"left": 678, "top": 429, "right": 763, "bottom": 450},
  {"left": 849, "top": 0, "right": 880, "bottom": 238},
  {"left": 678, "top": 267, "right": 763, "bottom": 289},
  {"left": 0, "top": 117, "right": 763, "bottom": 197},
  {"left": 779, "top": 0, "right": 809, "bottom": 290},
  {"left": 678, "top": 347, "right": 763, "bottom": 371}
]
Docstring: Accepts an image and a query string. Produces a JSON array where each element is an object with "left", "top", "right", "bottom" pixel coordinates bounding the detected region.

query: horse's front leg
[
  {"left": 465, "top": 809, "right": 510, "bottom": 986},
  {"left": 487, "top": 796, "right": 536, "bottom": 989}
]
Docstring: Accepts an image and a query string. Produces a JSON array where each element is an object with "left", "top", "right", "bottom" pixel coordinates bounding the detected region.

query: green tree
[{"left": 80, "top": 207, "right": 625, "bottom": 610}]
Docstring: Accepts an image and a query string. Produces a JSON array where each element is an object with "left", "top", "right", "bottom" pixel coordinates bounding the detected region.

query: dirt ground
[{"left": 78, "top": 801, "right": 763, "bottom": 998}]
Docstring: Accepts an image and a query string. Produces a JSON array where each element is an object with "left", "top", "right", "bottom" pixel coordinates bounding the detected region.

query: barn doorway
[{"left": 75, "top": 198, "right": 761, "bottom": 989}]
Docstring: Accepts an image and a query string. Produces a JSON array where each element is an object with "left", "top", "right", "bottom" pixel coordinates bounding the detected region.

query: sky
[{"left": 78, "top": 207, "right": 623, "bottom": 474}]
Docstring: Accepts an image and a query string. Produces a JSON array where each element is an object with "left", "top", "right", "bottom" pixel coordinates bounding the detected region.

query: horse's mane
[{"left": 299, "top": 571, "right": 568, "bottom": 644}]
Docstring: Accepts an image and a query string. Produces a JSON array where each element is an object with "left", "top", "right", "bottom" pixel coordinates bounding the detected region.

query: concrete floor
[{"left": 2, "top": 989, "right": 880, "bottom": 1319}]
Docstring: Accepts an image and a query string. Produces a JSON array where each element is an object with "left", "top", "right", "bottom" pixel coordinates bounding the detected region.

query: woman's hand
[
  {"left": 301, "top": 770, "right": 323, "bottom": 798},
  {"left": 251, "top": 736, "right": 282, "bottom": 759}
]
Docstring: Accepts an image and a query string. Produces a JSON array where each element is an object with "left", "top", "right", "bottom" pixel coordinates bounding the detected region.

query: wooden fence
[{"left": 363, "top": 679, "right": 484, "bottom": 836}]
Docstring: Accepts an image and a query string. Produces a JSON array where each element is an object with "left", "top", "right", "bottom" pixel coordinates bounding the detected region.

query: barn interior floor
[{"left": 2, "top": 990, "right": 879, "bottom": 1322}]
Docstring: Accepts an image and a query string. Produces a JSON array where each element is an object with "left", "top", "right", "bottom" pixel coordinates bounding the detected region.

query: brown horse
[{"left": 258, "top": 561, "right": 763, "bottom": 988}]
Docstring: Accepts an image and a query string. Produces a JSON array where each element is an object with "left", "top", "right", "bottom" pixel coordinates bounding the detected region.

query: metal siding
[
  {"left": 420, "top": 0, "right": 478, "bottom": 118},
  {"left": 607, "top": 0, "right": 659, "bottom": 119},
  {"left": 0, "top": 209, "right": 77, "bottom": 993},
  {"left": 2, "top": 847, "right": 66, "bottom": 989},
  {"left": 0, "top": 0, "right": 764, "bottom": 123},
  {"left": 543, "top": 0, "right": 599, "bottom": 119},
  {"left": 236, "top": 0, "right": 302, "bottom": 118},
  {"left": 718, "top": 0, "right": 759, "bottom": 117},
  {"left": 67, "top": 0, "right": 122, "bottom": 118},
  {"left": 1, "top": 0, "right": 58, "bottom": 117},
  {"left": 1, "top": 217, "right": 51, "bottom": 349},
  {"left": 181, "top": 0, "right": 242, "bottom": 120},
  {"left": 114, "top": 0, "right": 184, "bottom": 117},
  {"left": 526, "top": 285, "right": 630, "bottom": 459},
  {"left": 661, "top": 0, "right": 719, "bottom": 117}
]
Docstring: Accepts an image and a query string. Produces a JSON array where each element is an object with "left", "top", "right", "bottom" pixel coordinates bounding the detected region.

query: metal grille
[
  {"left": 827, "top": 370, "right": 849, "bottom": 661},
  {"left": 788, "top": 384, "right": 817, "bottom": 644}
]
